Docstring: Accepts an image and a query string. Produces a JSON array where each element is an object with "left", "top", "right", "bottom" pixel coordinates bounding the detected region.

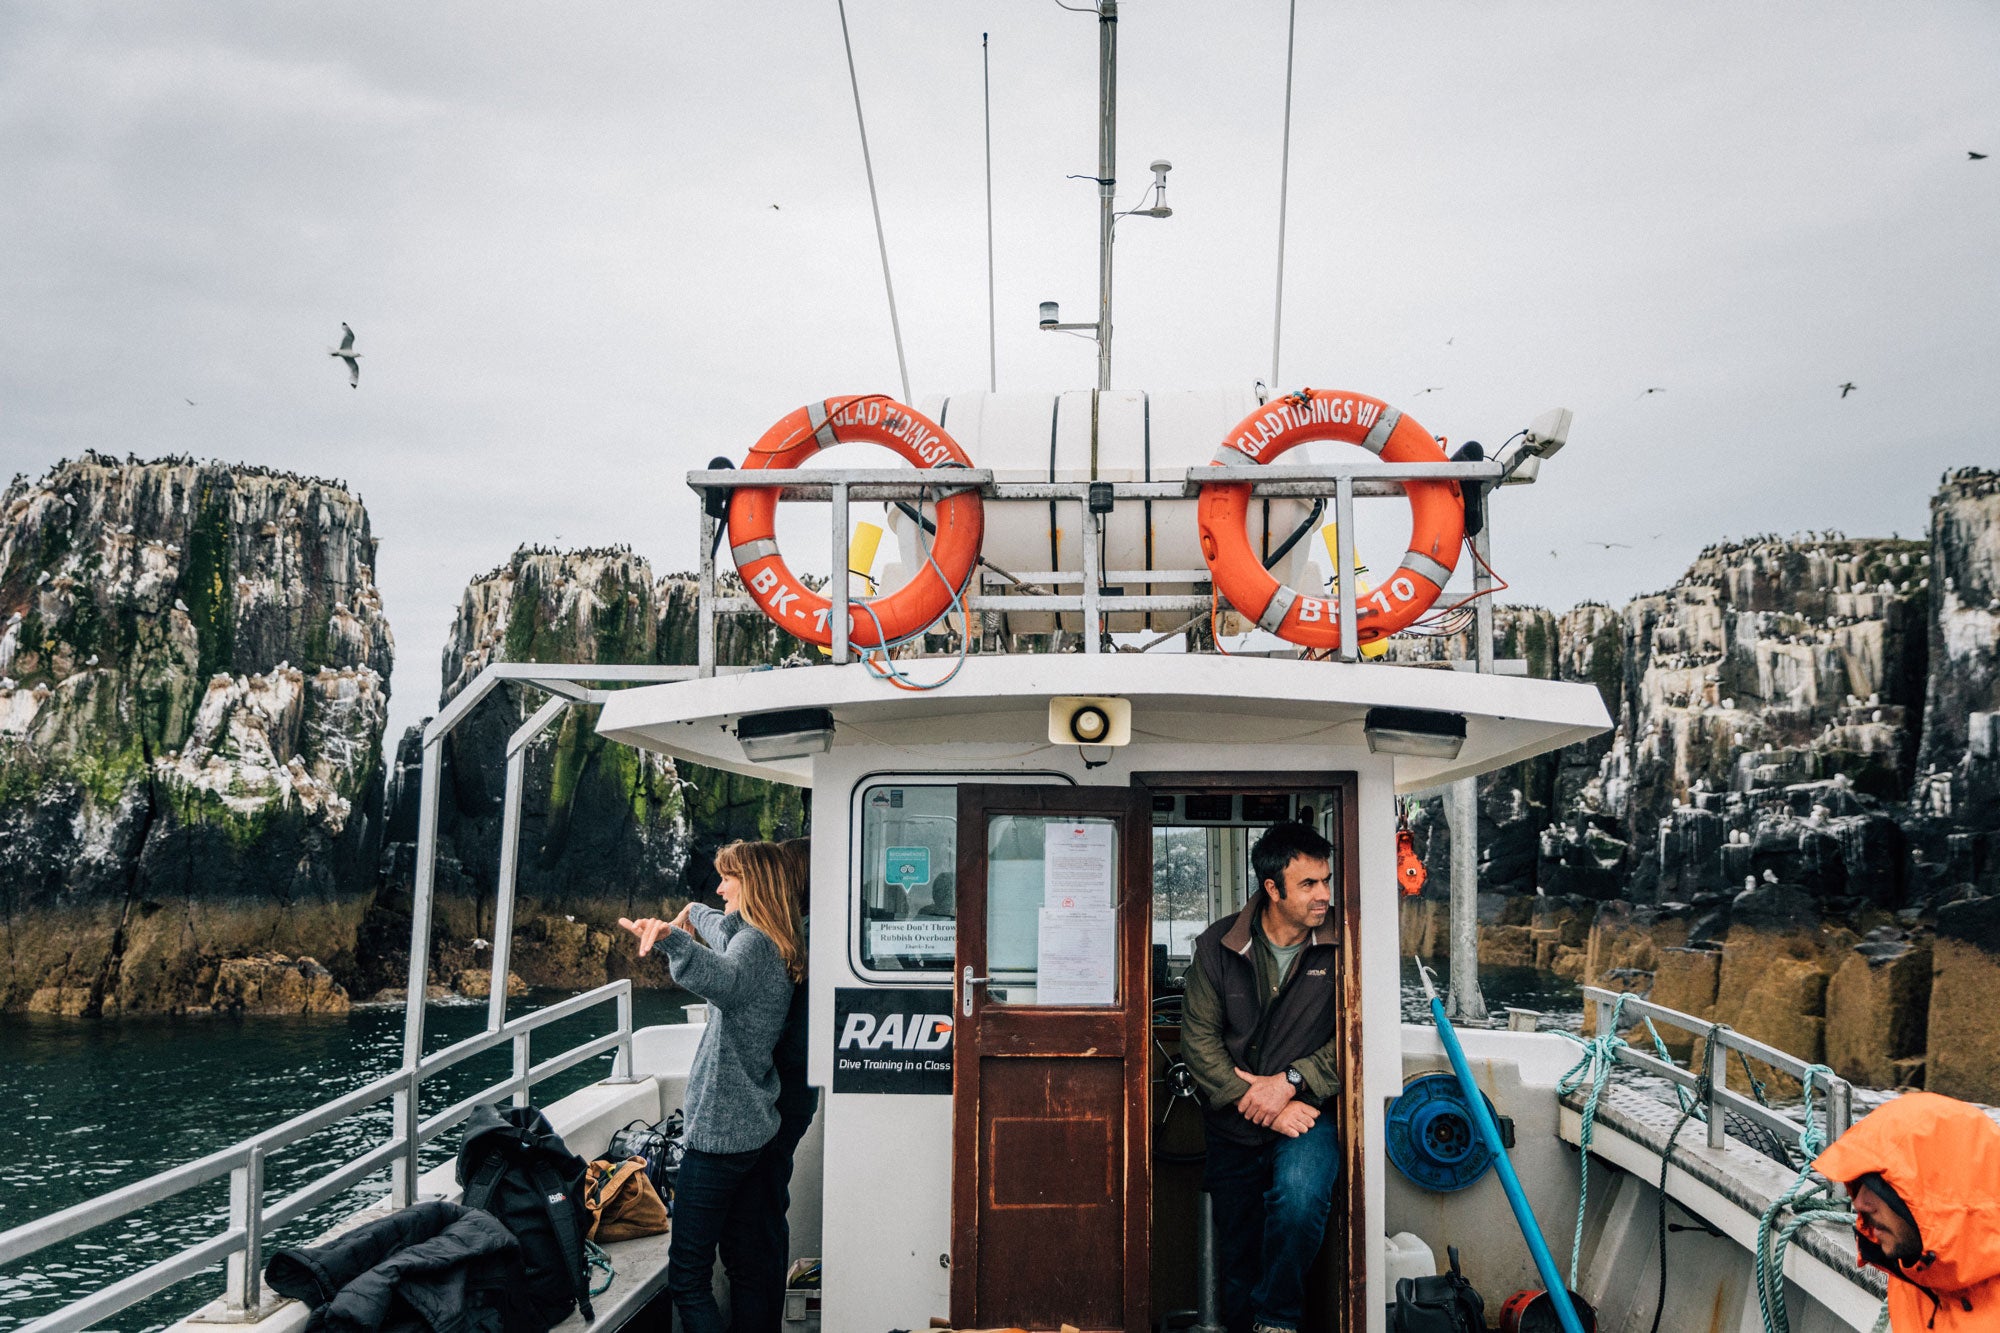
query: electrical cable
[{"left": 854, "top": 483, "right": 972, "bottom": 691}]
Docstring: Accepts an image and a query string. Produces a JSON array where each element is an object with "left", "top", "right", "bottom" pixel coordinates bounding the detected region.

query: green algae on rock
[{"left": 0, "top": 455, "right": 390, "bottom": 1015}]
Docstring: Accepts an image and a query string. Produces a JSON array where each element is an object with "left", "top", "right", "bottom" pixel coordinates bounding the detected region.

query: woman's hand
[{"left": 618, "top": 917, "right": 675, "bottom": 956}]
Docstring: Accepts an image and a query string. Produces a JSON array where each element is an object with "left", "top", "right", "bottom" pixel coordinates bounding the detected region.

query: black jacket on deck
[{"left": 265, "top": 1200, "right": 519, "bottom": 1333}]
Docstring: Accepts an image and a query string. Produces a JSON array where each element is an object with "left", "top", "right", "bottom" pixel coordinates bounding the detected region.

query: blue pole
[{"left": 1419, "top": 958, "right": 1586, "bottom": 1333}]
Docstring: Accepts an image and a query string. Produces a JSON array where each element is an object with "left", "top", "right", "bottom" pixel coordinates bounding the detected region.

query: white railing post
[
  {"left": 1705, "top": 1025, "right": 1730, "bottom": 1149},
  {"left": 609, "top": 984, "right": 638, "bottom": 1083},
  {"left": 831, "top": 480, "right": 851, "bottom": 665},
  {"left": 223, "top": 1146, "right": 264, "bottom": 1314},
  {"left": 698, "top": 509, "right": 718, "bottom": 678},
  {"left": 1334, "top": 476, "right": 1357, "bottom": 661},
  {"left": 492, "top": 696, "right": 569, "bottom": 1031},
  {"left": 513, "top": 1030, "right": 532, "bottom": 1108}
]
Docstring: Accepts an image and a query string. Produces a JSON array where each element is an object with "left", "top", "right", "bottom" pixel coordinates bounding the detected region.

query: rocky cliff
[
  {"left": 0, "top": 456, "right": 391, "bottom": 1015},
  {"left": 366, "top": 549, "right": 807, "bottom": 999},
  {"left": 1403, "top": 467, "right": 2000, "bottom": 1099}
]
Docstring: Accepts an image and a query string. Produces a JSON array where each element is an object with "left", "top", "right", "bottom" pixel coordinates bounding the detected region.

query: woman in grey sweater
[{"left": 619, "top": 839, "right": 803, "bottom": 1333}]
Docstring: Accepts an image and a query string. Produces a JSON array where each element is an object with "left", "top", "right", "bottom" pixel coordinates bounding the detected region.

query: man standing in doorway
[{"left": 1181, "top": 822, "right": 1342, "bottom": 1333}]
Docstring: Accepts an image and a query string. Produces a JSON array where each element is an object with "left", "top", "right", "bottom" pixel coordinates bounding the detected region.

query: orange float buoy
[
  {"left": 1196, "top": 388, "right": 1465, "bottom": 650},
  {"left": 1396, "top": 800, "right": 1427, "bottom": 895},
  {"left": 728, "top": 396, "right": 984, "bottom": 651}
]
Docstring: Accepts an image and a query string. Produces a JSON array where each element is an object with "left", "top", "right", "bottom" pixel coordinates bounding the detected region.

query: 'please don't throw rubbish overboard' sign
[{"left": 833, "top": 987, "right": 953, "bottom": 1094}]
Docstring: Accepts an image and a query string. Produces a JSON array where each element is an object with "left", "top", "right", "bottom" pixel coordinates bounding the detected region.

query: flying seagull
[
  {"left": 1414, "top": 386, "right": 1443, "bottom": 396},
  {"left": 1586, "top": 541, "right": 1633, "bottom": 549},
  {"left": 1972, "top": 151, "right": 1989, "bottom": 160},
  {"left": 1839, "top": 381, "right": 1857, "bottom": 398},
  {"left": 330, "top": 323, "right": 361, "bottom": 388},
  {"left": 1637, "top": 387, "right": 1665, "bottom": 399}
]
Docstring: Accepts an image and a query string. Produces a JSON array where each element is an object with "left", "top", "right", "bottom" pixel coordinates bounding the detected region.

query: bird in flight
[
  {"left": 1586, "top": 541, "right": 1632, "bottom": 549},
  {"left": 1972, "top": 151, "right": 1989, "bottom": 160},
  {"left": 1638, "top": 387, "right": 1665, "bottom": 399},
  {"left": 1414, "top": 386, "right": 1443, "bottom": 396},
  {"left": 184, "top": 399, "right": 196, "bottom": 406},
  {"left": 771, "top": 204, "right": 781, "bottom": 210},
  {"left": 1839, "top": 381, "right": 1857, "bottom": 398},
  {"left": 330, "top": 323, "right": 361, "bottom": 388}
]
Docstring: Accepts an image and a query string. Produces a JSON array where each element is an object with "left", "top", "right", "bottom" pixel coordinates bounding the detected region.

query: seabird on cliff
[{"left": 330, "top": 323, "right": 362, "bottom": 388}]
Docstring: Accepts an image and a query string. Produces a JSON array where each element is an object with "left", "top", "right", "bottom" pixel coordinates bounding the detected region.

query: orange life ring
[
  {"left": 728, "top": 396, "right": 984, "bottom": 650},
  {"left": 1196, "top": 389, "right": 1464, "bottom": 649}
]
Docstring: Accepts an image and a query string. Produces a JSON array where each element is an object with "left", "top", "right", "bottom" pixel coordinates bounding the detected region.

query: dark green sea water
[{"left": 0, "top": 991, "right": 690, "bottom": 1333}]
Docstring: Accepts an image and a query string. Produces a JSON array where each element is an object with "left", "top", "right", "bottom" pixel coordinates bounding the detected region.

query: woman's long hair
[{"left": 714, "top": 840, "right": 806, "bottom": 983}]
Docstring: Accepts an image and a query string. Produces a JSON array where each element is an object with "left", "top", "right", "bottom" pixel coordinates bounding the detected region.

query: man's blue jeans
[{"left": 1202, "top": 1117, "right": 1340, "bottom": 1333}]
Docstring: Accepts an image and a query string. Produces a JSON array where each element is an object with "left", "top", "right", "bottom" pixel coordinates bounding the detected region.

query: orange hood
[{"left": 1814, "top": 1092, "right": 2000, "bottom": 1296}]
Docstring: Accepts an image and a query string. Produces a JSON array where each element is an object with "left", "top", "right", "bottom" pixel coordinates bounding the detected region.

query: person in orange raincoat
[{"left": 1813, "top": 1091, "right": 2000, "bottom": 1330}]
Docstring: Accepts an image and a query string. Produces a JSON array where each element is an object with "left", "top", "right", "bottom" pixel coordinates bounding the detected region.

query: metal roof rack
[{"left": 686, "top": 458, "right": 1508, "bottom": 676}]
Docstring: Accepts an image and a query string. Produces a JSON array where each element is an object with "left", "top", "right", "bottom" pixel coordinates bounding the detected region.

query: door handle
[{"left": 960, "top": 966, "right": 989, "bottom": 1016}]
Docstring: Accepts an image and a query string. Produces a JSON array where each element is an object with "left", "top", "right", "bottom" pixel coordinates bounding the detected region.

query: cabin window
[
  {"left": 850, "top": 772, "right": 1073, "bottom": 981},
  {"left": 855, "top": 782, "right": 959, "bottom": 974}
]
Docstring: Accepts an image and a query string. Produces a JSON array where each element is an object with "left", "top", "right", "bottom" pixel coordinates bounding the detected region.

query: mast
[{"left": 1095, "top": 0, "right": 1117, "bottom": 391}]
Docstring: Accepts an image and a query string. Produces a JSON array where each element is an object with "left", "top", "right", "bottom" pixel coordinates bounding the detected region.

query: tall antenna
[
  {"left": 1270, "top": 0, "right": 1298, "bottom": 387},
  {"left": 984, "top": 32, "right": 997, "bottom": 393},
  {"left": 836, "top": 0, "right": 912, "bottom": 402}
]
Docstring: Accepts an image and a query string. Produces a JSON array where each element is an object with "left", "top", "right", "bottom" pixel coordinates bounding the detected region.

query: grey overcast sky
[{"left": 2, "top": 3, "right": 1995, "bottom": 749}]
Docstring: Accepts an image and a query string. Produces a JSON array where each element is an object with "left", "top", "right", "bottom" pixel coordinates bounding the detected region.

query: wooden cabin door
[{"left": 951, "top": 784, "right": 1152, "bottom": 1333}]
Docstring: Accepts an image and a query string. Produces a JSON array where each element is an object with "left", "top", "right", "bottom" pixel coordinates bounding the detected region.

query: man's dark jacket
[
  {"left": 1190, "top": 890, "right": 1341, "bottom": 1146},
  {"left": 264, "top": 1200, "right": 518, "bottom": 1333}
]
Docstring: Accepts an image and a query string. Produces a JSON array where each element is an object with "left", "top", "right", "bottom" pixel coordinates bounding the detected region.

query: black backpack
[
  {"left": 1392, "top": 1245, "right": 1485, "bottom": 1333},
  {"left": 457, "top": 1104, "right": 596, "bottom": 1333}
]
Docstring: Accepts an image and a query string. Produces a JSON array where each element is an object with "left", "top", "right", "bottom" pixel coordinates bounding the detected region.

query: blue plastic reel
[{"left": 1387, "top": 1072, "right": 1498, "bottom": 1192}]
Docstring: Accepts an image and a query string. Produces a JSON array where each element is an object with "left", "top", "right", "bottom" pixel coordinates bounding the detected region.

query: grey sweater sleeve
[
  {"left": 687, "top": 903, "right": 746, "bottom": 946},
  {"left": 659, "top": 919, "right": 781, "bottom": 1007}
]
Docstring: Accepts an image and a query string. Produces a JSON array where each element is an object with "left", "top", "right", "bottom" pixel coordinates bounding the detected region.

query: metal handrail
[
  {"left": 0, "top": 979, "right": 635, "bottom": 1333},
  {"left": 1580, "top": 985, "right": 1855, "bottom": 1154}
]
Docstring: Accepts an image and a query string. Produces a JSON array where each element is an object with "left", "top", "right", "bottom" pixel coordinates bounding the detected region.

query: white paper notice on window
[
  {"left": 1043, "top": 821, "right": 1115, "bottom": 909},
  {"left": 1036, "top": 907, "right": 1117, "bottom": 1005}
]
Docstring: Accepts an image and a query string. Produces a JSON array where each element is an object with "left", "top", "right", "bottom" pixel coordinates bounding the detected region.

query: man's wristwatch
[{"left": 1283, "top": 1065, "right": 1304, "bottom": 1090}]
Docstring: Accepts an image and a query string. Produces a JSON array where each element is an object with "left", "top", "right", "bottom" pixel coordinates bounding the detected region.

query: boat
[{"left": 0, "top": 8, "right": 1888, "bottom": 1333}]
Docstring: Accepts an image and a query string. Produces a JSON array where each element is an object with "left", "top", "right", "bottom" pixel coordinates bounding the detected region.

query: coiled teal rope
[
  {"left": 1554, "top": 992, "right": 1634, "bottom": 1288},
  {"left": 1751, "top": 1064, "right": 1887, "bottom": 1333}
]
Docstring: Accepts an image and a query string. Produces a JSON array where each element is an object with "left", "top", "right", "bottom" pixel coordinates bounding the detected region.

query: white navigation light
[
  {"left": 736, "top": 707, "right": 835, "bottom": 761},
  {"left": 1364, "top": 706, "right": 1466, "bottom": 759},
  {"left": 1039, "top": 301, "right": 1061, "bottom": 328},
  {"left": 1049, "top": 695, "right": 1132, "bottom": 747}
]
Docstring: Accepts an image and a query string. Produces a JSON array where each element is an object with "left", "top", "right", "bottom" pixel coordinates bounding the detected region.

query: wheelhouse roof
[{"left": 594, "top": 654, "right": 1610, "bottom": 791}]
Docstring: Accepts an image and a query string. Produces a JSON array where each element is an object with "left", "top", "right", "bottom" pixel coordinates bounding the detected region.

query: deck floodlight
[
  {"left": 1364, "top": 706, "right": 1467, "bottom": 759},
  {"left": 1497, "top": 407, "right": 1573, "bottom": 485},
  {"left": 1050, "top": 695, "right": 1131, "bottom": 747},
  {"left": 1523, "top": 407, "right": 1572, "bottom": 458},
  {"left": 736, "top": 707, "right": 835, "bottom": 761}
]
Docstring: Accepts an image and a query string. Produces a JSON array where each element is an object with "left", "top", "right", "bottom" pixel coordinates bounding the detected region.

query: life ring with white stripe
[
  {"left": 728, "top": 396, "right": 984, "bottom": 650},
  {"left": 1196, "top": 389, "right": 1464, "bottom": 649}
]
